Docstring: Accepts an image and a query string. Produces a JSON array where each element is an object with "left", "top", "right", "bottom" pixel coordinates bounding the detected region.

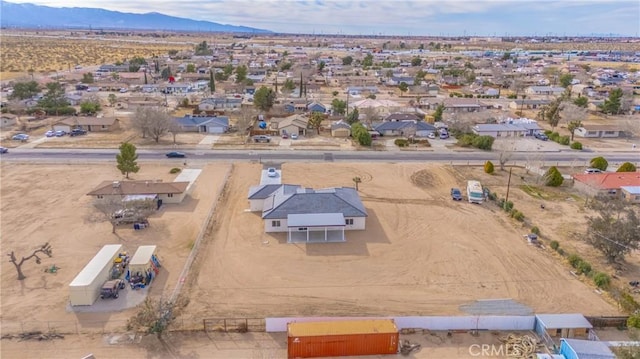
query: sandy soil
[
  {"left": 184, "top": 162, "right": 619, "bottom": 319},
  {"left": 0, "top": 161, "right": 230, "bottom": 333}
]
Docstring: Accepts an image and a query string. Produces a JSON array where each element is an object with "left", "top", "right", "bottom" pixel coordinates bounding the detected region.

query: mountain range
[{"left": 0, "top": 1, "right": 272, "bottom": 33}]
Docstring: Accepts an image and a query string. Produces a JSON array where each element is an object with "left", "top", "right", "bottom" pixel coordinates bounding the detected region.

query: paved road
[{"left": 1, "top": 147, "right": 638, "bottom": 166}]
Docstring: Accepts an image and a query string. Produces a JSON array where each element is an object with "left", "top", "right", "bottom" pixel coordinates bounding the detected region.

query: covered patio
[{"left": 287, "top": 213, "right": 346, "bottom": 243}]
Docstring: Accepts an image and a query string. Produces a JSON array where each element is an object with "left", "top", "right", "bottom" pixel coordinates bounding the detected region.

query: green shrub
[
  {"left": 557, "top": 248, "right": 565, "bottom": 256},
  {"left": 568, "top": 254, "right": 583, "bottom": 268},
  {"left": 394, "top": 138, "right": 409, "bottom": 147},
  {"left": 502, "top": 200, "right": 514, "bottom": 212},
  {"left": 619, "top": 292, "right": 640, "bottom": 313},
  {"left": 577, "top": 261, "right": 592, "bottom": 275},
  {"left": 592, "top": 272, "right": 611, "bottom": 289},
  {"left": 531, "top": 226, "right": 540, "bottom": 235},
  {"left": 558, "top": 136, "right": 570, "bottom": 145},
  {"left": 484, "top": 161, "right": 495, "bottom": 174},
  {"left": 472, "top": 135, "right": 494, "bottom": 150},
  {"left": 457, "top": 134, "right": 477, "bottom": 147},
  {"left": 617, "top": 162, "right": 637, "bottom": 172},
  {"left": 590, "top": 156, "right": 609, "bottom": 171},
  {"left": 570, "top": 141, "right": 583, "bottom": 150},
  {"left": 544, "top": 130, "right": 553, "bottom": 136},
  {"left": 170, "top": 167, "right": 181, "bottom": 174},
  {"left": 488, "top": 192, "right": 497, "bottom": 201},
  {"left": 550, "top": 240, "right": 560, "bottom": 250},
  {"left": 511, "top": 210, "right": 525, "bottom": 221},
  {"left": 544, "top": 166, "right": 564, "bottom": 187},
  {"left": 549, "top": 132, "right": 560, "bottom": 142},
  {"left": 627, "top": 312, "right": 640, "bottom": 328}
]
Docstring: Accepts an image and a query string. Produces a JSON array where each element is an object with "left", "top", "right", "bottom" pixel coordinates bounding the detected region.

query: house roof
[
  {"left": 248, "top": 184, "right": 299, "bottom": 200},
  {"left": 276, "top": 114, "right": 308, "bottom": 130},
  {"left": 573, "top": 172, "right": 640, "bottom": 190},
  {"left": 621, "top": 186, "right": 640, "bottom": 194},
  {"left": 474, "top": 124, "right": 527, "bottom": 132},
  {"left": 288, "top": 213, "right": 345, "bottom": 227},
  {"left": 561, "top": 339, "right": 615, "bottom": 359},
  {"left": 535, "top": 314, "right": 593, "bottom": 329},
  {"left": 384, "top": 113, "right": 421, "bottom": 122},
  {"left": 350, "top": 99, "right": 401, "bottom": 109},
  {"left": 262, "top": 187, "right": 367, "bottom": 220},
  {"left": 375, "top": 121, "right": 436, "bottom": 132},
  {"left": 331, "top": 120, "right": 351, "bottom": 130},
  {"left": 174, "top": 115, "right": 229, "bottom": 127},
  {"left": 58, "top": 116, "right": 118, "bottom": 126},
  {"left": 580, "top": 124, "right": 620, "bottom": 131},
  {"left": 87, "top": 180, "right": 189, "bottom": 196}
]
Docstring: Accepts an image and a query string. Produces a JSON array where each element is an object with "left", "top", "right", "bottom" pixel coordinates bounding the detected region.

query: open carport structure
[{"left": 287, "top": 213, "right": 346, "bottom": 243}]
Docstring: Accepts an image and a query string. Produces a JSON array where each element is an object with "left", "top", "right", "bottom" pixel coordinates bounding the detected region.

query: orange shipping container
[{"left": 287, "top": 319, "right": 399, "bottom": 358}]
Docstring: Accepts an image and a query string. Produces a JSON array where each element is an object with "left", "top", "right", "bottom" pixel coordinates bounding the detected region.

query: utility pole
[{"left": 505, "top": 167, "right": 513, "bottom": 205}]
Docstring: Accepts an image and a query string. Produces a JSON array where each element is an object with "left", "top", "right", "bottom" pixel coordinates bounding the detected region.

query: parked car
[
  {"left": 54, "top": 130, "right": 66, "bottom": 137},
  {"left": 166, "top": 151, "right": 186, "bottom": 158},
  {"left": 100, "top": 279, "right": 125, "bottom": 299},
  {"left": 584, "top": 168, "right": 603, "bottom": 174},
  {"left": 427, "top": 132, "right": 436, "bottom": 139},
  {"left": 267, "top": 167, "right": 277, "bottom": 177},
  {"left": 534, "top": 132, "right": 549, "bottom": 141},
  {"left": 450, "top": 188, "right": 463, "bottom": 201},
  {"left": 290, "top": 133, "right": 299, "bottom": 140},
  {"left": 439, "top": 131, "right": 449, "bottom": 139},
  {"left": 45, "top": 130, "right": 55, "bottom": 137},
  {"left": 69, "top": 128, "right": 87, "bottom": 136},
  {"left": 0, "top": 147, "right": 8, "bottom": 154},
  {"left": 253, "top": 135, "right": 271, "bottom": 143},
  {"left": 12, "top": 134, "right": 29, "bottom": 141},
  {"left": 281, "top": 133, "right": 289, "bottom": 139}
]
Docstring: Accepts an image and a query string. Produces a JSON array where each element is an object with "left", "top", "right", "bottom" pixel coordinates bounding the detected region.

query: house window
[
  {"left": 272, "top": 220, "right": 281, "bottom": 227},
  {"left": 556, "top": 329, "right": 562, "bottom": 336},
  {"left": 588, "top": 131, "right": 598, "bottom": 135},
  {"left": 102, "top": 125, "right": 107, "bottom": 129},
  {"left": 608, "top": 190, "right": 617, "bottom": 195},
  {"left": 297, "top": 227, "right": 307, "bottom": 231},
  {"left": 345, "top": 218, "right": 354, "bottom": 225},
  {"left": 97, "top": 195, "right": 104, "bottom": 199},
  {"left": 167, "top": 193, "right": 174, "bottom": 198},
  {"left": 604, "top": 131, "right": 615, "bottom": 135}
]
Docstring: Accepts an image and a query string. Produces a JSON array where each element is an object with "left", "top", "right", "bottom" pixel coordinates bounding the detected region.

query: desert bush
[
  {"left": 550, "top": 240, "right": 560, "bottom": 250},
  {"left": 627, "top": 312, "right": 640, "bottom": 328},
  {"left": 590, "top": 156, "right": 609, "bottom": 171},
  {"left": 457, "top": 134, "right": 476, "bottom": 147},
  {"left": 557, "top": 248, "right": 565, "bottom": 256},
  {"left": 544, "top": 166, "right": 564, "bottom": 187},
  {"left": 170, "top": 167, "right": 181, "bottom": 174},
  {"left": 531, "top": 226, "right": 540, "bottom": 235},
  {"left": 510, "top": 210, "right": 525, "bottom": 221},
  {"left": 502, "top": 200, "right": 514, "bottom": 212},
  {"left": 618, "top": 291, "right": 640, "bottom": 313},
  {"left": 544, "top": 130, "right": 553, "bottom": 136},
  {"left": 558, "top": 136, "right": 570, "bottom": 145},
  {"left": 472, "top": 135, "right": 494, "bottom": 150},
  {"left": 617, "top": 162, "right": 637, "bottom": 172},
  {"left": 549, "top": 132, "right": 560, "bottom": 142},
  {"left": 593, "top": 272, "right": 611, "bottom": 289},
  {"left": 577, "top": 261, "right": 592, "bottom": 275},
  {"left": 570, "top": 141, "right": 583, "bottom": 150},
  {"left": 394, "top": 138, "right": 409, "bottom": 147},
  {"left": 568, "top": 253, "right": 583, "bottom": 268},
  {"left": 484, "top": 160, "right": 495, "bottom": 174}
]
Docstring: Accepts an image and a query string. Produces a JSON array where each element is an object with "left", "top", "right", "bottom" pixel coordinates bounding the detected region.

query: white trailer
[
  {"left": 69, "top": 244, "right": 123, "bottom": 306},
  {"left": 467, "top": 180, "right": 484, "bottom": 204}
]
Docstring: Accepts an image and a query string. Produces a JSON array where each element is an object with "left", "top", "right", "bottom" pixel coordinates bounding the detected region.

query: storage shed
[
  {"left": 559, "top": 338, "right": 615, "bottom": 359},
  {"left": 287, "top": 319, "right": 398, "bottom": 358},
  {"left": 129, "top": 245, "right": 159, "bottom": 276},
  {"left": 535, "top": 314, "right": 592, "bottom": 341},
  {"left": 69, "top": 244, "right": 123, "bottom": 306}
]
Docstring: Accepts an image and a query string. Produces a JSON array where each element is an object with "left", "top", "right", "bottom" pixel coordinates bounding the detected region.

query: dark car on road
[
  {"left": 0, "top": 147, "right": 8, "bottom": 154},
  {"left": 166, "top": 151, "right": 186, "bottom": 158},
  {"left": 450, "top": 188, "right": 463, "bottom": 201}
]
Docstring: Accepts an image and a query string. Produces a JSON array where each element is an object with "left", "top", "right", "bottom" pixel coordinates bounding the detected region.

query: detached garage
[
  {"left": 129, "top": 245, "right": 160, "bottom": 277},
  {"left": 69, "top": 244, "right": 123, "bottom": 306}
]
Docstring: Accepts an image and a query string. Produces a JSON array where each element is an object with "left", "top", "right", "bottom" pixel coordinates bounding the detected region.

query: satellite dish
[{"left": 258, "top": 121, "right": 267, "bottom": 129}]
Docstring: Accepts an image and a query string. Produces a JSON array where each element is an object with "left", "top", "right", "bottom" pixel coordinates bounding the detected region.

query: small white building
[{"left": 87, "top": 180, "right": 191, "bottom": 204}]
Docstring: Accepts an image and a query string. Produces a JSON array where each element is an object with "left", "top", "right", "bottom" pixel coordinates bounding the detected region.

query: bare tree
[
  {"left": 127, "top": 297, "right": 178, "bottom": 340},
  {"left": 361, "top": 107, "right": 380, "bottom": 126},
  {"left": 236, "top": 107, "right": 258, "bottom": 133},
  {"left": 8, "top": 243, "right": 53, "bottom": 280},
  {"left": 168, "top": 120, "right": 181, "bottom": 145},
  {"left": 497, "top": 139, "right": 516, "bottom": 171},
  {"left": 92, "top": 196, "right": 155, "bottom": 234},
  {"left": 561, "top": 103, "right": 587, "bottom": 141},
  {"left": 132, "top": 107, "right": 173, "bottom": 142}
]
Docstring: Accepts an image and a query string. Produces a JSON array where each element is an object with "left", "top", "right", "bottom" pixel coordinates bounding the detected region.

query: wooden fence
[{"left": 203, "top": 318, "right": 266, "bottom": 333}]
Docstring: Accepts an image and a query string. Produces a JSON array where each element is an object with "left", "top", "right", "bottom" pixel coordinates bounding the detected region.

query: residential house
[
  {"left": 383, "top": 113, "right": 421, "bottom": 122},
  {"left": 161, "top": 83, "right": 193, "bottom": 94},
  {"left": 374, "top": 120, "right": 436, "bottom": 138},
  {"left": 534, "top": 314, "right": 593, "bottom": 344},
  {"left": 572, "top": 172, "right": 640, "bottom": 197},
  {"left": 330, "top": 120, "right": 351, "bottom": 137},
  {"left": 307, "top": 102, "right": 327, "bottom": 113},
  {"left": 473, "top": 118, "right": 541, "bottom": 138},
  {"left": 408, "top": 84, "right": 439, "bottom": 97},
  {"left": 387, "top": 76, "right": 415, "bottom": 86},
  {"left": 65, "top": 93, "right": 84, "bottom": 106},
  {"left": 574, "top": 125, "right": 622, "bottom": 138},
  {"left": 247, "top": 184, "right": 298, "bottom": 212},
  {"left": 559, "top": 339, "right": 615, "bottom": 359},
  {"left": 621, "top": 186, "right": 640, "bottom": 204},
  {"left": 346, "top": 86, "right": 379, "bottom": 96},
  {"left": 173, "top": 115, "right": 229, "bottom": 134},
  {"left": 284, "top": 100, "right": 309, "bottom": 113},
  {"left": 425, "top": 98, "right": 492, "bottom": 113},
  {"left": 97, "top": 64, "right": 129, "bottom": 73},
  {"left": 53, "top": 116, "right": 120, "bottom": 132},
  {"left": 509, "top": 99, "right": 551, "bottom": 110},
  {"left": 198, "top": 97, "right": 242, "bottom": 111},
  {"left": 0, "top": 114, "right": 17, "bottom": 128},
  {"left": 525, "top": 86, "right": 565, "bottom": 96},
  {"left": 87, "top": 180, "right": 191, "bottom": 205},
  {"left": 272, "top": 114, "right": 308, "bottom": 137},
  {"left": 257, "top": 185, "right": 368, "bottom": 242}
]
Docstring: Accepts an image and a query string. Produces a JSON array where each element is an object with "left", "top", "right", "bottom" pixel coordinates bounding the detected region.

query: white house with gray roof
[{"left": 248, "top": 184, "right": 367, "bottom": 243}]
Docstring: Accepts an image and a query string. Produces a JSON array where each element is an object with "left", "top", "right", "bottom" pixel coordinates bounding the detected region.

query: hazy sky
[{"left": 6, "top": 0, "right": 640, "bottom": 36}]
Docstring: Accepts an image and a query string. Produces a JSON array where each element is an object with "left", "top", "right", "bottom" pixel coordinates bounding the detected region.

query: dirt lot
[
  {"left": 183, "top": 162, "right": 619, "bottom": 319},
  {"left": 0, "top": 162, "right": 230, "bottom": 333}
]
